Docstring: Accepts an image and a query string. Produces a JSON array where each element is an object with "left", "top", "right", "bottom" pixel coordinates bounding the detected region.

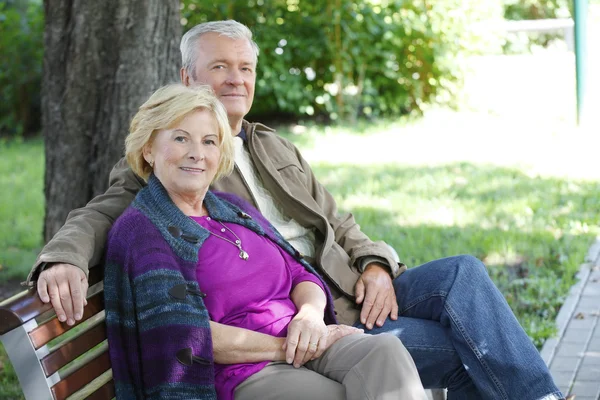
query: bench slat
[
  {"left": 29, "top": 292, "right": 104, "bottom": 349},
  {"left": 85, "top": 380, "right": 115, "bottom": 400},
  {"left": 50, "top": 350, "right": 111, "bottom": 400},
  {"left": 0, "top": 267, "right": 104, "bottom": 335},
  {"left": 41, "top": 318, "right": 107, "bottom": 376}
]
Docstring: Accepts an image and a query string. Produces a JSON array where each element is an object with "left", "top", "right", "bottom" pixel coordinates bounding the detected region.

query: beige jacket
[{"left": 27, "top": 120, "right": 406, "bottom": 325}]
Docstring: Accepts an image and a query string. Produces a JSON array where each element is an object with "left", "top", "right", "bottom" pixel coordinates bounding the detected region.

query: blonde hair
[
  {"left": 180, "top": 20, "right": 259, "bottom": 78},
  {"left": 125, "top": 84, "right": 234, "bottom": 182}
]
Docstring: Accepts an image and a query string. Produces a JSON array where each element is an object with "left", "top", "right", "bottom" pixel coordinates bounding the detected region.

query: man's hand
[
  {"left": 37, "top": 263, "right": 88, "bottom": 326},
  {"left": 355, "top": 263, "right": 398, "bottom": 329},
  {"left": 324, "top": 324, "right": 363, "bottom": 345}
]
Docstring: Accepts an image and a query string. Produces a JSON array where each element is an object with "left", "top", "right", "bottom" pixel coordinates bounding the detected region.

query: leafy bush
[
  {"left": 182, "top": 0, "right": 502, "bottom": 121},
  {"left": 0, "top": 0, "right": 43, "bottom": 137}
]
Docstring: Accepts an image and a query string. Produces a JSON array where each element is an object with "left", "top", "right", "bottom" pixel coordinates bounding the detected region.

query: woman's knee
[{"left": 369, "top": 333, "right": 410, "bottom": 359}]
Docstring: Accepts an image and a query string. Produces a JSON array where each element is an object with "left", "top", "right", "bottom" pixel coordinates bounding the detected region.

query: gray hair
[{"left": 180, "top": 20, "right": 260, "bottom": 78}]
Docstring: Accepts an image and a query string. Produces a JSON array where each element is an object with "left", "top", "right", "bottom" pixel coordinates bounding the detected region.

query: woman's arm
[
  {"left": 211, "top": 282, "right": 327, "bottom": 365},
  {"left": 290, "top": 281, "right": 327, "bottom": 315},
  {"left": 210, "top": 321, "right": 286, "bottom": 364}
]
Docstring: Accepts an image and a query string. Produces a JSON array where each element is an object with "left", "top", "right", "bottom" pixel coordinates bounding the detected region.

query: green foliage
[
  {"left": 181, "top": 0, "right": 502, "bottom": 120},
  {"left": 0, "top": 0, "right": 43, "bottom": 138}
]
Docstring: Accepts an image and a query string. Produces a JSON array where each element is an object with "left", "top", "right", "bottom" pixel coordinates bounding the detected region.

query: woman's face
[{"left": 144, "top": 109, "right": 221, "bottom": 200}]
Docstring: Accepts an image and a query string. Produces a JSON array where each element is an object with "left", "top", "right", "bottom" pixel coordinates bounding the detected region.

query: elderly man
[{"left": 29, "top": 20, "right": 563, "bottom": 400}]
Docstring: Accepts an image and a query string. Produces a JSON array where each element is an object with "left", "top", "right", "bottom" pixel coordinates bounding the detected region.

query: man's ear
[{"left": 180, "top": 67, "right": 190, "bottom": 86}]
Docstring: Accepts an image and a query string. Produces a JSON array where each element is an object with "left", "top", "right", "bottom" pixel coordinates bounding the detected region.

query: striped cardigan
[{"left": 104, "top": 174, "right": 337, "bottom": 399}]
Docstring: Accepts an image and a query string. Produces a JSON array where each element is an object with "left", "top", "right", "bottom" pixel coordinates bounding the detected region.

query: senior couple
[{"left": 30, "top": 20, "right": 564, "bottom": 399}]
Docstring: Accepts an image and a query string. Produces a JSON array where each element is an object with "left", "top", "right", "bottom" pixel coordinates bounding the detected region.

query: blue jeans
[{"left": 354, "top": 255, "right": 564, "bottom": 400}]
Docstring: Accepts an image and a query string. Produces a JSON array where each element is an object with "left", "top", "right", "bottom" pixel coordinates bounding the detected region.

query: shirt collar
[{"left": 237, "top": 127, "right": 247, "bottom": 142}]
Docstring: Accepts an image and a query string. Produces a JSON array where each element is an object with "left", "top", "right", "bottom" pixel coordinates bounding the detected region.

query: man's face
[{"left": 184, "top": 32, "right": 256, "bottom": 127}]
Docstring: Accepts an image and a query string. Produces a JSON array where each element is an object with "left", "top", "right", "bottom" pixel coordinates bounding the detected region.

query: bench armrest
[{"left": 0, "top": 267, "right": 103, "bottom": 335}]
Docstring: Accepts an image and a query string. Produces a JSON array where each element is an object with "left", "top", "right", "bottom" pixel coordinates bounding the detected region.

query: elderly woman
[{"left": 104, "top": 84, "right": 427, "bottom": 400}]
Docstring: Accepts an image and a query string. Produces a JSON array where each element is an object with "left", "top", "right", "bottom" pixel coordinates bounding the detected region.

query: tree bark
[{"left": 42, "top": 0, "right": 181, "bottom": 242}]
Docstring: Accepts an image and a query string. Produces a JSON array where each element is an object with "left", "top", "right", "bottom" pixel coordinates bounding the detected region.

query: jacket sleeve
[
  {"left": 288, "top": 142, "right": 404, "bottom": 279},
  {"left": 25, "top": 158, "right": 145, "bottom": 285}
]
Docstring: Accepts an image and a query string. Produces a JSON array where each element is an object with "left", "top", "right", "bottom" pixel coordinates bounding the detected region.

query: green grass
[{"left": 0, "top": 137, "right": 44, "bottom": 283}]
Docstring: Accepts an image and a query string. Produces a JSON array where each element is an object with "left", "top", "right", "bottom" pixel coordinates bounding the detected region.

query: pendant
[{"left": 239, "top": 249, "right": 249, "bottom": 260}]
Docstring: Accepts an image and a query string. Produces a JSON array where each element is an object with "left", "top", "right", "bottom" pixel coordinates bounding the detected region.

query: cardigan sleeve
[{"left": 104, "top": 217, "right": 147, "bottom": 399}]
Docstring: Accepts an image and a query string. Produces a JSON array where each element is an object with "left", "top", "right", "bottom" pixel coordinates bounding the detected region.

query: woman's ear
[{"left": 142, "top": 144, "right": 153, "bottom": 166}]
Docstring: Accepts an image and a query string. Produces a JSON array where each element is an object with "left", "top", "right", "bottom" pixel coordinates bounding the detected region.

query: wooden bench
[{"left": 0, "top": 267, "right": 446, "bottom": 399}]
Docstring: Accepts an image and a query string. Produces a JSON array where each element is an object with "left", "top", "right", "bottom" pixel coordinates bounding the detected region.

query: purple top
[{"left": 191, "top": 216, "right": 325, "bottom": 400}]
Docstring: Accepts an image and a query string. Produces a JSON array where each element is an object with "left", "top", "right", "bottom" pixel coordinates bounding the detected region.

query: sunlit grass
[{"left": 297, "top": 160, "right": 599, "bottom": 347}]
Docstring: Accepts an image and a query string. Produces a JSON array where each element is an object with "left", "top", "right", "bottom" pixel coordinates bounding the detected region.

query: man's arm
[
  {"left": 27, "top": 158, "right": 144, "bottom": 285},
  {"left": 29, "top": 158, "right": 144, "bottom": 325}
]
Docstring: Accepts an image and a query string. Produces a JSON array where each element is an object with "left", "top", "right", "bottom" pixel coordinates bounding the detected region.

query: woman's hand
[
  {"left": 283, "top": 304, "right": 328, "bottom": 368},
  {"left": 284, "top": 306, "right": 364, "bottom": 368}
]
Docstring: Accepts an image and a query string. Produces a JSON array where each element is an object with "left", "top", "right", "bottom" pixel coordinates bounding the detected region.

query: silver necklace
[{"left": 206, "top": 218, "right": 249, "bottom": 260}]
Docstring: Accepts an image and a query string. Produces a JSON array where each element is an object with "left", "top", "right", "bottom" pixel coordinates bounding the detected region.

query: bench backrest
[{"left": 0, "top": 268, "right": 114, "bottom": 400}]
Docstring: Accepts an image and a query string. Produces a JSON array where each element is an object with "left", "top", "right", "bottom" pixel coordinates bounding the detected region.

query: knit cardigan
[{"left": 104, "top": 174, "right": 337, "bottom": 399}]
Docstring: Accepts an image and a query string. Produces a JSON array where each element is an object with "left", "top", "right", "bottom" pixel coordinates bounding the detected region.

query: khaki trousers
[{"left": 235, "top": 333, "right": 428, "bottom": 400}]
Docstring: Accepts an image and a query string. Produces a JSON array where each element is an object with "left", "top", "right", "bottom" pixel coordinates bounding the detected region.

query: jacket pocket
[
  {"left": 271, "top": 156, "right": 308, "bottom": 190},
  {"left": 271, "top": 157, "right": 304, "bottom": 174}
]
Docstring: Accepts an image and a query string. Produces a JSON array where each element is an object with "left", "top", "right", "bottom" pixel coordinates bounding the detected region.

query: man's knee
[{"left": 453, "top": 254, "right": 487, "bottom": 278}]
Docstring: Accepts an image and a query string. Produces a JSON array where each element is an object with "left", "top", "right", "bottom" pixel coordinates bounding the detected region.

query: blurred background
[{"left": 0, "top": 0, "right": 599, "bottom": 397}]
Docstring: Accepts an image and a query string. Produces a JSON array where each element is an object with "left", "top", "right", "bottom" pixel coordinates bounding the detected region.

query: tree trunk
[{"left": 42, "top": 0, "right": 181, "bottom": 242}]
